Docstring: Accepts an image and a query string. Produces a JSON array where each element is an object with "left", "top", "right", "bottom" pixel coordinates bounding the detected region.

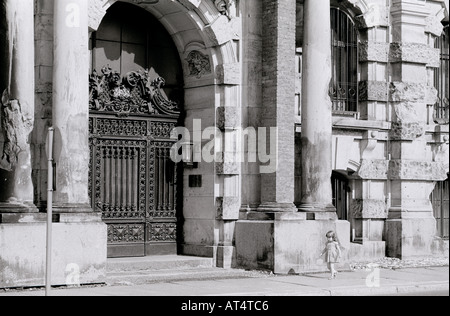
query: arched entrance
[
  {"left": 88, "top": 2, "right": 184, "bottom": 258},
  {"left": 88, "top": 0, "right": 241, "bottom": 263}
]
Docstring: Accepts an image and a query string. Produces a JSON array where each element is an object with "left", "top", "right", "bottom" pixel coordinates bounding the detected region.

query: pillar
[
  {"left": 299, "top": 0, "right": 335, "bottom": 214},
  {"left": 258, "top": 0, "right": 297, "bottom": 213},
  {"left": 385, "top": 0, "right": 446, "bottom": 258},
  {"left": 52, "top": 0, "right": 92, "bottom": 213},
  {"left": 0, "top": 0, "right": 36, "bottom": 212}
]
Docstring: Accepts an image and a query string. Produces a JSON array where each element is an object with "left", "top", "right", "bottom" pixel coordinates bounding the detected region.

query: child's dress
[{"left": 322, "top": 241, "right": 341, "bottom": 263}]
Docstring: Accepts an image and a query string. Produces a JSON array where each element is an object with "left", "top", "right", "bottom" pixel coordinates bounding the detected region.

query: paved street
[
  {"left": 1, "top": 265, "right": 448, "bottom": 297},
  {"left": 378, "top": 290, "right": 449, "bottom": 296}
]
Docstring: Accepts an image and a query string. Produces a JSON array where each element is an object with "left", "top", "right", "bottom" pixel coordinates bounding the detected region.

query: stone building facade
[{"left": 0, "top": 0, "right": 448, "bottom": 288}]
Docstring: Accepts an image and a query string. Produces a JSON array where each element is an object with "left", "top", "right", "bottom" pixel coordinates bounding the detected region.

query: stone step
[
  {"left": 106, "top": 267, "right": 271, "bottom": 286},
  {"left": 105, "top": 255, "right": 272, "bottom": 286},
  {"left": 106, "top": 255, "right": 214, "bottom": 273}
]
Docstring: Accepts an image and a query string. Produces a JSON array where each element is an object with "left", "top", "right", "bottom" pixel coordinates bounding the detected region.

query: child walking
[{"left": 319, "top": 230, "right": 342, "bottom": 279}]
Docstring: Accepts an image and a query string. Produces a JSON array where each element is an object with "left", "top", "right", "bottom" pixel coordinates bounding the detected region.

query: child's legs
[
  {"left": 329, "top": 263, "right": 335, "bottom": 273},
  {"left": 327, "top": 262, "right": 332, "bottom": 272}
]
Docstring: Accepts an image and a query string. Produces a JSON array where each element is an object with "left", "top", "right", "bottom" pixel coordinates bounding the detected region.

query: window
[
  {"left": 91, "top": 4, "right": 148, "bottom": 75},
  {"left": 295, "top": 48, "right": 302, "bottom": 116},
  {"left": 434, "top": 25, "right": 449, "bottom": 124},
  {"left": 90, "top": 2, "right": 183, "bottom": 105},
  {"left": 431, "top": 177, "right": 449, "bottom": 239},
  {"left": 330, "top": 8, "right": 359, "bottom": 113}
]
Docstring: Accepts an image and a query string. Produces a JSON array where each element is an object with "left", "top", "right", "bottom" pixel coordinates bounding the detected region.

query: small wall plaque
[{"left": 189, "top": 175, "right": 202, "bottom": 188}]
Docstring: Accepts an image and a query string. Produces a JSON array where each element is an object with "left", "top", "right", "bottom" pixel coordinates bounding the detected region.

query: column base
[
  {"left": 298, "top": 202, "right": 336, "bottom": 212},
  {"left": 0, "top": 218, "right": 107, "bottom": 288},
  {"left": 0, "top": 212, "right": 49, "bottom": 223},
  {"left": 214, "top": 245, "right": 236, "bottom": 269},
  {"left": 235, "top": 217, "right": 351, "bottom": 273},
  {"left": 51, "top": 203, "right": 94, "bottom": 213},
  {"left": 385, "top": 217, "right": 440, "bottom": 259},
  {"left": 298, "top": 203, "right": 337, "bottom": 220},
  {"left": 257, "top": 202, "right": 297, "bottom": 213},
  {"left": 0, "top": 201, "right": 38, "bottom": 213}
]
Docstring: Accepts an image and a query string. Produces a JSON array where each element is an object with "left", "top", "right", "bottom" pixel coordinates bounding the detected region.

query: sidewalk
[{"left": 0, "top": 265, "right": 448, "bottom": 297}]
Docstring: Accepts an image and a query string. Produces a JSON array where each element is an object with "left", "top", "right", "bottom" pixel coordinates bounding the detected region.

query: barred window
[
  {"left": 431, "top": 177, "right": 449, "bottom": 239},
  {"left": 330, "top": 8, "right": 359, "bottom": 113},
  {"left": 434, "top": 25, "right": 449, "bottom": 124}
]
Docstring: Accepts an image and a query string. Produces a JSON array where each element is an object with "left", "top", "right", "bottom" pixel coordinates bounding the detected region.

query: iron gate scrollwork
[{"left": 88, "top": 66, "right": 181, "bottom": 257}]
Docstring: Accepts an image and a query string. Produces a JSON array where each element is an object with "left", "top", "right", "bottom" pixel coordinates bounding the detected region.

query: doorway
[
  {"left": 88, "top": 2, "right": 184, "bottom": 258},
  {"left": 332, "top": 171, "right": 350, "bottom": 220}
]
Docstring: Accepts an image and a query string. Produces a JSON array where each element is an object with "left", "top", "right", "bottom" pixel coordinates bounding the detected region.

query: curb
[
  {"left": 188, "top": 281, "right": 449, "bottom": 297},
  {"left": 324, "top": 281, "right": 449, "bottom": 296}
]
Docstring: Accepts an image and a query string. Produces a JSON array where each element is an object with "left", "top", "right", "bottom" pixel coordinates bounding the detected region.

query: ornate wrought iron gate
[{"left": 89, "top": 67, "right": 181, "bottom": 257}]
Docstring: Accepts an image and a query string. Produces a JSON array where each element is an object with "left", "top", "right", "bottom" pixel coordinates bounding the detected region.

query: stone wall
[
  {"left": 1, "top": 0, "right": 449, "bottom": 287},
  {"left": 0, "top": 219, "right": 107, "bottom": 288}
]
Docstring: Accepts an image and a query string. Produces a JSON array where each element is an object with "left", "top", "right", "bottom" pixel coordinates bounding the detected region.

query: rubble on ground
[{"left": 349, "top": 257, "right": 449, "bottom": 271}]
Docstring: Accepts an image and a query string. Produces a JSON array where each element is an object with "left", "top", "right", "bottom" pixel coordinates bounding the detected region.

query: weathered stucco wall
[{"left": 0, "top": 220, "right": 107, "bottom": 288}]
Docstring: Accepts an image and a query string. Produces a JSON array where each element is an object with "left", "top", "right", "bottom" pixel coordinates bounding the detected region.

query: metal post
[{"left": 46, "top": 127, "right": 54, "bottom": 296}]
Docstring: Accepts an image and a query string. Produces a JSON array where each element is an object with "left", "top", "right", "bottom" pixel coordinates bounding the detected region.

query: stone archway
[{"left": 88, "top": 0, "right": 243, "bottom": 261}]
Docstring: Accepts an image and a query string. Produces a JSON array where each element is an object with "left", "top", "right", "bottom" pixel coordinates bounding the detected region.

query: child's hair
[
  {"left": 325, "top": 230, "right": 345, "bottom": 250},
  {"left": 326, "top": 230, "right": 338, "bottom": 242}
]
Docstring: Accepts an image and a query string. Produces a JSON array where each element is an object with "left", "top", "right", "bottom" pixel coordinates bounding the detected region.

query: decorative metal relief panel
[
  {"left": 94, "top": 139, "right": 147, "bottom": 220},
  {"left": 89, "top": 65, "right": 182, "bottom": 256},
  {"left": 149, "top": 141, "right": 177, "bottom": 219},
  {"left": 107, "top": 224, "right": 145, "bottom": 244},
  {"left": 89, "top": 66, "right": 180, "bottom": 117},
  {"left": 147, "top": 222, "right": 177, "bottom": 242},
  {"left": 150, "top": 121, "right": 176, "bottom": 139},
  {"left": 96, "top": 118, "right": 147, "bottom": 137}
]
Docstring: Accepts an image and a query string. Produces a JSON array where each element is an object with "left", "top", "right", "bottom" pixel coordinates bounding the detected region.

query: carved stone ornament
[
  {"left": 185, "top": 51, "right": 211, "bottom": 79},
  {"left": 214, "top": 0, "right": 232, "bottom": 19},
  {"left": 0, "top": 90, "right": 33, "bottom": 172},
  {"left": 89, "top": 66, "right": 179, "bottom": 116}
]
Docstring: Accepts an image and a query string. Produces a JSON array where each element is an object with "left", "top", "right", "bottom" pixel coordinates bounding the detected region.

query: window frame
[
  {"left": 329, "top": 7, "right": 360, "bottom": 116},
  {"left": 431, "top": 176, "right": 450, "bottom": 239},
  {"left": 433, "top": 24, "right": 449, "bottom": 124}
]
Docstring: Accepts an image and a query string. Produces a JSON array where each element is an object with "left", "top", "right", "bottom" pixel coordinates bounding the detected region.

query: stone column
[
  {"left": 0, "top": 0, "right": 36, "bottom": 212},
  {"left": 257, "top": 0, "right": 297, "bottom": 213},
  {"left": 52, "top": 0, "right": 92, "bottom": 213},
  {"left": 299, "top": 0, "right": 335, "bottom": 214}
]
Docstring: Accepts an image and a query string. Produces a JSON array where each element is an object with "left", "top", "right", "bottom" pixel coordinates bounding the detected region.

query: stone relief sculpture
[
  {"left": 0, "top": 91, "right": 18, "bottom": 171},
  {"left": 0, "top": 90, "right": 33, "bottom": 172},
  {"left": 185, "top": 50, "right": 211, "bottom": 79}
]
